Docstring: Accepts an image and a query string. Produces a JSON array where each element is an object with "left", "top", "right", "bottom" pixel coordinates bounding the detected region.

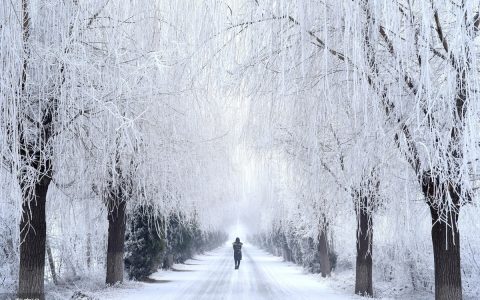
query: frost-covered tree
[{"left": 0, "top": 1, "right": 97, "bottom": 297}]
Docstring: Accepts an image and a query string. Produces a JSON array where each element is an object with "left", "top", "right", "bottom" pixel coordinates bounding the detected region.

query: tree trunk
[
  {"left": 17, "top": 180, "right": 50, "bottom": 300},
  {"left": 422, "top": 173, "right": 463, "bottom": 300},
  {"left": 86, "top": 233, "right": 92, "bottom": 269},
  {"left": 282, "top": 244, "right": 292, "bottom": 262},
  {"left": 318, "top": 229, "right": 331, "bottom": 277},
  {"left": 355, "top": 195, "right": 373, "bottom": 297},
  {"left": 106, "top": 200, "right": 126, "bottom": 285},
  {"left": 165, "top": 254, "right": 174, "bottom": 269},
  {"left": 46, "top": 240, "right": 58, "bottom": 285},
  {"left": 429, "top": 206, "right": 462, "bottom": 300},
  {"left": 86, "top": 200, "right": 92, "bottom": 270}
]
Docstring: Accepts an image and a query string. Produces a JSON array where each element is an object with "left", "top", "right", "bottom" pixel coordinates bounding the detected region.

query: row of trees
[
  {"left": 230, "top": 1, "right": 480, "bottom": 300},
  {"left": 250, "top": 228, "right": 337, "bottom": 278},
  {"left": 0, "top": 1, "right": 234, "bottom": 299}
]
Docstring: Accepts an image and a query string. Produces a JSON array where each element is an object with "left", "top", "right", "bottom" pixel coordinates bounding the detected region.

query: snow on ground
[
  {"left": 81, "top": 242, "right": 474, "bottom": 300},
  {"left": 3, "top": 242, "right": 449, "bottom": 300},
  {"left": 97, "top": 243, "right": 356, "bottom": 300}
]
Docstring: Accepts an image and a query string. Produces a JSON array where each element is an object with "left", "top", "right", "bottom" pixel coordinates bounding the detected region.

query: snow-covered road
[{"left": 98, "top": 243, "right": 354, "bottom": 300}]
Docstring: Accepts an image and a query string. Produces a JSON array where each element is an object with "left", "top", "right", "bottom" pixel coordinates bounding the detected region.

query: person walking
[{"left": 233, "top": 237, "right": 243, "bottom": 270}]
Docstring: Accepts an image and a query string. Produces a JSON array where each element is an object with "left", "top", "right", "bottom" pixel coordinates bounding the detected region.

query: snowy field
[{"left": 96, "top": 243, "right": 354, "bottom": 300}]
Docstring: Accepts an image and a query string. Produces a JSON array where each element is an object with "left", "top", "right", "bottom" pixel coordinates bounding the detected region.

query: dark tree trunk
[
  {"left": 355, "top": 195, "right": 373, "bottom": 297},
  {"left": 422, "top": 174, "right": 463, "bottom": 300},
  {"left": 318, "top": 229, "right": 331, "bottom": 278},
  {"left": 429, "top": 205, "right": 462, "bottom": 300},
  {"left": 430, "top": 211, "right": 462, "bottom": 300},
  {"left": 17, "top": 179, "right": 50, "bottom": 300},
  {"left": 106, "top": 199, "right": 126, "bottom": 285}
]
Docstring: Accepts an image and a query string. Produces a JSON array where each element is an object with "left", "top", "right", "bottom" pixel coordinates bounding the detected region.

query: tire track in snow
[
  {"left": 243, "top": 246, "right": 296, "bottom": 299},
  {"left": 177, "top": 247, "right": 233, "bottom": 300},
  {"left": 244, "top": 247, "right": 284, "bottom": 298}
]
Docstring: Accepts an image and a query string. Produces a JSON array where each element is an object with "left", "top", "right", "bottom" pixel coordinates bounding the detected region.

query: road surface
[{"left": 99, "top": 243, "right": 353, "bottom": 300}]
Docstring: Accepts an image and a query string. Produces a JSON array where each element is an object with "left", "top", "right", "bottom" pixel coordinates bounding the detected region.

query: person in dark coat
[{"left": 233, "top": 237, "right": 243, "bottom": 269}]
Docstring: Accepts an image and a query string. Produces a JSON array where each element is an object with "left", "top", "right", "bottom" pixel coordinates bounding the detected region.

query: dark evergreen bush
[
  {"left": 125, "top": 209, "right": 227, "bottom": 277},
  {"left": 125, "top": 206, "right": 165, "bottom": 280},
  {"left": 163, "top": 213, "right": 227, "bottom": 267}
]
